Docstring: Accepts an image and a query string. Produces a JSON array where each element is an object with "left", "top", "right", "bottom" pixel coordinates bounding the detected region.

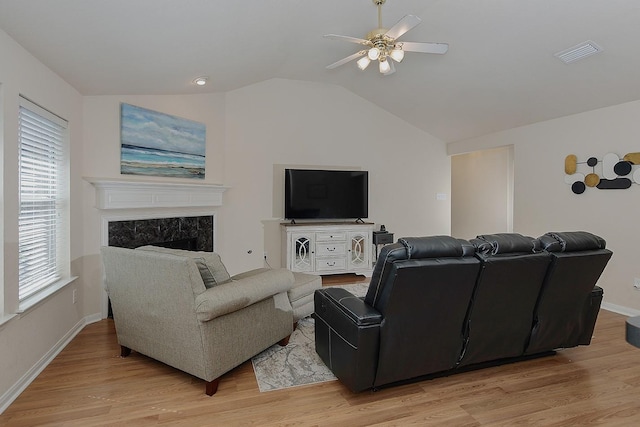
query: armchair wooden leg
[
  {"left": 278, "top": 334, "right": 291, "bottom": 346},
  {"left": 205, "top": 378, "right": 220, "bottom": 396},
  {"left": 120, "top": 346, "right": 131, "bottom": 358}
]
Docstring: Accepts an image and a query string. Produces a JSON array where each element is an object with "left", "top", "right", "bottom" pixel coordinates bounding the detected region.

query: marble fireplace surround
[
  {"left": 107, "top": 214, "right": 214, "bottom": 252},
  {"left": 86, "top": 178, "right": 229, "bottom": 317}
]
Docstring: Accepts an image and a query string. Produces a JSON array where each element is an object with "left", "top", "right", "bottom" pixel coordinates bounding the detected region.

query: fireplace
[
  {"left": 108, "top": 215, "right": 214, "bottom": 251},
  {"left": 87, "top": 178, "right": 228, "bottom": 318},
  {"left": 105, "top": 215, "right": 214, "bottom": 317}
]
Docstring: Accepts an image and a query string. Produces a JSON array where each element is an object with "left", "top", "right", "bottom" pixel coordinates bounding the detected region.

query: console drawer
[
  {"left": 316, "top": 232, "right": 347, "bottom": 242},
  {"left": 316, "top": 257, "right": 347, "bottom": 271},
  {"left": 316, "top": 243, "right": 347, "bottom": 256}
]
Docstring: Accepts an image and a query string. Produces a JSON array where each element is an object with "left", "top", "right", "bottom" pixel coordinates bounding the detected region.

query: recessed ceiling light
[
  {"left": 193, "top": 76, "right": 208, "bottom": 86},
  {"left": 554, "top": 41, "right": 602, "bottom": 64}
]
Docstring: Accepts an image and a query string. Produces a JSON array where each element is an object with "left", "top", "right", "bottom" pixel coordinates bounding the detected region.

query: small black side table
[
  {"left": 373, "top": 231, "right": 394, "bottom": 261},
  {"left": 626, "top": 316, "right": 640, "bottom": 348}
]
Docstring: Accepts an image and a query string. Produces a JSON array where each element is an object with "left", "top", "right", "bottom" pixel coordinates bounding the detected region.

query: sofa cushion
[{"left": 136, "top": 245, "right": 231, "bottom": 288}]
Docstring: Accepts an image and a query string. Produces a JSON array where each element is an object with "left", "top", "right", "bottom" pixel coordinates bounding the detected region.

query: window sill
[{"left": 17, "top": 276, "right": 79, "bottom": 315}]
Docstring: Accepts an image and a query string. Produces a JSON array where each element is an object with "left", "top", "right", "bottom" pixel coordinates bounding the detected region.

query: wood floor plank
[{"left": 1, "top": 275, "right": 639, "bottom": 426}]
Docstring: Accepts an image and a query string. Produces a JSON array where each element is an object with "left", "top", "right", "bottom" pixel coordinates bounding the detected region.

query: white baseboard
[
  {"left": 602, "top": 302, "right": 640, "bottom": 317},
  {"left": 0, "top": 312, "right": 102, "bottom": 414},
  {"left": 85, "top": 312, "right": 103, "bottom": 325}
]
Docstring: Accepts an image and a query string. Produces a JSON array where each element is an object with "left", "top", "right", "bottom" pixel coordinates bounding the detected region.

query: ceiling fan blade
[
  {"left": 326, "top": 51, "right": 366, "bottom": 69},
  {"left": 324, "top": 34, "right": 371, "bottom": 46},
  {"left": 384, "top": 14, "right": 422, "bottom": 40},
  {"left": 399, "top": 41, "right": 449, "bottom": 54}
]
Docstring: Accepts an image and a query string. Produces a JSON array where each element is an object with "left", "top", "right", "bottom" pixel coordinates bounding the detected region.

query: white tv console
[{"left": 281, "top": 222, "right": 374, "bottom": 277}]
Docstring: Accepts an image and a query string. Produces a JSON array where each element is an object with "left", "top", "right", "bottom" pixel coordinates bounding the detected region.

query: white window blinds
[{"left": 18, "top": 97, "right": 69, "bottom": 301}]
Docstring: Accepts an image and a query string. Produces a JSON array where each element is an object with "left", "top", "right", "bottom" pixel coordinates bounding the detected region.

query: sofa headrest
[
  {"left": 471, "top": 233, "right": 540, "bottom": 255},
  {"left": 398, "top": 236, "right": 475, "bottom": 259},
  {"left": 376, "top": 242, "right": 409, "bottom": 264},
  {"left": 539, "top": 231, "right": 606, "bottom": 252}
]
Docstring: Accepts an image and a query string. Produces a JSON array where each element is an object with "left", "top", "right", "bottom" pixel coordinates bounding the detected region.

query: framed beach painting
[{"left": 120, "top": 103, "right": 206, "bottom": 179}]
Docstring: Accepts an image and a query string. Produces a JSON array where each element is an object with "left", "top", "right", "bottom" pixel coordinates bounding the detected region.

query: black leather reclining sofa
[{"left": 314, "top": 231, "right": 612, "bottom": 392}]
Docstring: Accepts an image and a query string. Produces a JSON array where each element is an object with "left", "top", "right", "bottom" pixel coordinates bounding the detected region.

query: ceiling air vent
[{"left": 554, "top": 41, "right": 602, "bottom": 64}]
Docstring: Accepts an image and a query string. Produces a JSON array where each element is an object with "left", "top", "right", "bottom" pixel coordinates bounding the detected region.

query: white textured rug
[{"left": 251, "top": 283, "right": 369, "bottom": 392}]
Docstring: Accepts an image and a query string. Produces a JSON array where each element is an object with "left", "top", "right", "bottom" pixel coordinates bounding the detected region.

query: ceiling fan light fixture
[
  {"left": 367, "top": 47, "right": 381, "bottom": 60},
  {"left": 357, "top": 56, "right": 371, "bottom": 70},
  {"left": 379, "top": 58, "right": 391, "bottom": 74},
  {"left": 390, "top": 46, "right": 404, "bottom": 62},
  {"left": 324, "top": 0, "right": 448, "bottom": 74}
]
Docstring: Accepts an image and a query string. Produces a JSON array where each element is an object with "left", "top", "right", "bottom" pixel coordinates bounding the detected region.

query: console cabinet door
[
  {"left": 290, "top": 233, "right": 314, "bottom": 272},
  {"left": 348, "top": 231, "right": 370, "bottom": 270}
]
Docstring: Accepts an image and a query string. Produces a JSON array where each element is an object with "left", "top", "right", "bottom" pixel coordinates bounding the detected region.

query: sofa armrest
[
  {"left": 314, "top": 287, "right": 381, "bottom": 392},
  {"left": 318, "top": 287, "right": 382, "bottom": 326},
  {"left": 195, "top": 268, "right": 295, "bottom": 321},
  {"left": 577, "top": 285, "right": 604, "bottom": 346}
]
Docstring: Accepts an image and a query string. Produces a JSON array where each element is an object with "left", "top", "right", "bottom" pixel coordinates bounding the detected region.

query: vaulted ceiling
[{"left": 1, "top": 0, "right": 639, "bottom": 142}]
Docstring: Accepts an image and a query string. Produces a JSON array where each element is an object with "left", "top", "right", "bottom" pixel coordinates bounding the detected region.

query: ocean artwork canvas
[{"left": 120, "top": 103, "right": 206, "bottom": 179}]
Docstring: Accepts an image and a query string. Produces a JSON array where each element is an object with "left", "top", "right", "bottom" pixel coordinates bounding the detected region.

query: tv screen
[{"left": 284, "top": 169, "right": 368, "bottom": 220}]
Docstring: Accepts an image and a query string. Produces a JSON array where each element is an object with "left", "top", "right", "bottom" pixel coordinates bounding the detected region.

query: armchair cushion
[
  {"left": 195, "top": 268, "right": 295, "bottom": 321},
  {"left": 136, "top": 245, "right": 231, "bottom": 288}
]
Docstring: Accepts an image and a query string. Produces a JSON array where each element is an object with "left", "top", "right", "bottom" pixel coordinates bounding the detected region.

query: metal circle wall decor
[
  {"left": 571, "top": 181, "right": 586, "bottom": 194},
  {"left": 565, "top": 152, "right": 640, "bottom": 194}
]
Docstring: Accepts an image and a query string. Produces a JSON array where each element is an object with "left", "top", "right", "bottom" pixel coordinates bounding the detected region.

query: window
[{"left": 18, "top": 96, "right": 70, "bottom": 302}]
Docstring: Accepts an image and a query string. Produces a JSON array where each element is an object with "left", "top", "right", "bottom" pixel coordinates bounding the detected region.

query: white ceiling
[{"left": 1, "top": 0, "right": 639, "bottom": 143}]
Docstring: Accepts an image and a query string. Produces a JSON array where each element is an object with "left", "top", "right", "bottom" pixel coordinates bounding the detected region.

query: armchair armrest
[{"left": 195, "top": 268, "right": 294, "bottom": 321}]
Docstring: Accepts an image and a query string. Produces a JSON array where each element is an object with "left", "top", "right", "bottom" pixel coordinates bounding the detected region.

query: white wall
[
  {"left": 0, "top": 28, "right": 85, "bottom": 406},
  {"left": 448, "top": 100, "right": 640, "bottom": 313},
  {"left": 451, "top": 146, "right": 513, "bottom": 239},
  {"left": 223, "top": 78, "right": 451, "bottom": 274},
  {"left": 81, "top": 79, "right": 451, "bottom": 276}
]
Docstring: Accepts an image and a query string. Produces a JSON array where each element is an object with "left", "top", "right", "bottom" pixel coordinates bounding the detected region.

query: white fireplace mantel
[{"left": 85, "top": 177, "right": 229, "bottom": 210}]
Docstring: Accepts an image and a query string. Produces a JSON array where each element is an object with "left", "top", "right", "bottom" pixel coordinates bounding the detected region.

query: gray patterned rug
[{"left": 251, "top": 283, "right": 369, "bottom": 392}]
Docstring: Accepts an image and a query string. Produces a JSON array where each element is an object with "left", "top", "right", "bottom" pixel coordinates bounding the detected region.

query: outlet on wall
[
  {"left": 263, "top": 251, "right": 268, "bottom": 260},
  {"left": 634, "top": 278, "right": 640, "bottom": 290},
  {"left": 72, "top": 289, "right": 77, "bottom": 304}
]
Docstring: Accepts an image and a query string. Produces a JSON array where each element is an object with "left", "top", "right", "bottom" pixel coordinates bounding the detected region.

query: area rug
[{"left": 251, "top": 282, "right": 369, "bottom": 392}]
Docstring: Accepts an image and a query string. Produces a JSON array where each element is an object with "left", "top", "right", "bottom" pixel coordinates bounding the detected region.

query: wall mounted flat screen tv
[{"left": 284, "top": 169, "right": 368, "bottom": 220}]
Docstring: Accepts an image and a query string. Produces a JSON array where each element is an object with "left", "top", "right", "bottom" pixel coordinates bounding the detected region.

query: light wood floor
[{"left": 2, "top": 275, "right": 640, "bottom": 426}]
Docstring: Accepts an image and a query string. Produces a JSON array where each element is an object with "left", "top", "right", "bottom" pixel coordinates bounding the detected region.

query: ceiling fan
[{"left": 325, "top": 0, "right": 448, "bottom": 75}]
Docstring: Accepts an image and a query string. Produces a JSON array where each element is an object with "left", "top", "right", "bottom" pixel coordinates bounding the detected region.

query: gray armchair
[{"left": 101, "top": 245, "right": 295, "bottom": 395}]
